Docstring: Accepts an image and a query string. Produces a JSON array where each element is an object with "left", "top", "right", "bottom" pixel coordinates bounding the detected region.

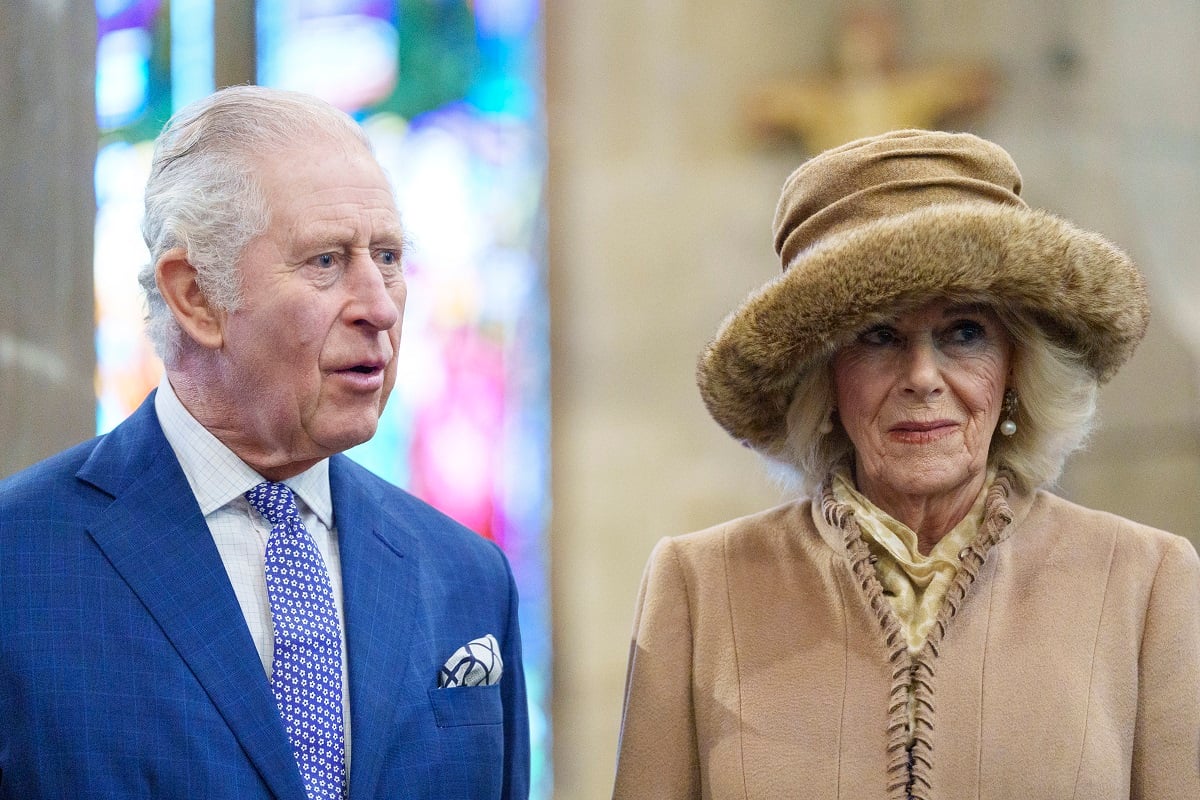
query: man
[{"left": 0, "top": 86, "right": 529, "bottom": 799}]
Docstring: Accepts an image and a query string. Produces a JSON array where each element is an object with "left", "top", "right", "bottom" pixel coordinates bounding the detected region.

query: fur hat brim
[{"left": 697, "top": 202, "right": 1149, "bottom": 454}]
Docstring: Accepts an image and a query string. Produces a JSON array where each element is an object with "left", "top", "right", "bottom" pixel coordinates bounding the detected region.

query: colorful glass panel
[{"left": 259, "top": 5, "right": 551, "bottom": 792}]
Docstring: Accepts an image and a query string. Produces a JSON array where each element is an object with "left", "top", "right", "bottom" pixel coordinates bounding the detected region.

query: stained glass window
[{"left": 94, "top": 1, "right": 550, "bottom": 795}]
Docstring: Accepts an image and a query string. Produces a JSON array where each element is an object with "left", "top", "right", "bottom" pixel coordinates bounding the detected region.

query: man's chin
[{"left": 317, "top": 419, "right": 382, "bottom": 456}]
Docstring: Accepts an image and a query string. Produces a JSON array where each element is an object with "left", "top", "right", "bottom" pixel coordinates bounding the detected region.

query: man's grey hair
[{"left": 138, "top": 85, "right": 375, "bottom": 366}]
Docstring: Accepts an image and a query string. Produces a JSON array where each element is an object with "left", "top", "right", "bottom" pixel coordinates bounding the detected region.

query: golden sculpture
[{"left": 747, "top": 6, "right": 993, "bottom": 153}]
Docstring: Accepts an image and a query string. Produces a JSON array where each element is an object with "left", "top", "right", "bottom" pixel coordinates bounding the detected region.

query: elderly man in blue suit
[{"left": 0, "top": 85, "right": 529, "bottom": 799}]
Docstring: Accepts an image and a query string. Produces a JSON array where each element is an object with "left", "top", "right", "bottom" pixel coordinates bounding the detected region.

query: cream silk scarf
[{"left": 832, "top": 468, "right": 993, "bottom": 655}]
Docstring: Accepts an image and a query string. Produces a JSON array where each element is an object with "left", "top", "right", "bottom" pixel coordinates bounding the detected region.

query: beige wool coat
[{"left": 612, "top": 478, "right": 1200, "bottom": 799}]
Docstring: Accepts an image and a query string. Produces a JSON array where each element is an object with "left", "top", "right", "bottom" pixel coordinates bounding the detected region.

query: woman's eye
[
  {"left": 315, "top": 253, "right": 336, "bottom": 268},
  {"left": 377, "top": 249, "right": 399, "bottom": 266},
  {"left": 946, "top": 320, "right": 986, "bottom": 344},
  {"left": 859, "top": 326, "right": 899, "bottom": 346}
]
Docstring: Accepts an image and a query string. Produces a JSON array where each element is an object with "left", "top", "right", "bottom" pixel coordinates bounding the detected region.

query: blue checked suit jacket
[{"left": 0, "top": 394, "right": 530, "bottom": 799}]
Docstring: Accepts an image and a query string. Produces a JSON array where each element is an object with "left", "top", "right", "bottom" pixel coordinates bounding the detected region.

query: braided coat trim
[{"left": 819, "top": 470, "right": 1017, "bottom": 799}]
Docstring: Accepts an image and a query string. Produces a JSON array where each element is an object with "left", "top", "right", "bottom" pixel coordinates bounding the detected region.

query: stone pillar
[{"left": 0, "top": 2, "right": 97, "bottom": 478}]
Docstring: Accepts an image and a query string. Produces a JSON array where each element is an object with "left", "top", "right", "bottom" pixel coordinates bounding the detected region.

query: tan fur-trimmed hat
[{"left": 697, "top": 129, "right": 1150, "bottom": 453}]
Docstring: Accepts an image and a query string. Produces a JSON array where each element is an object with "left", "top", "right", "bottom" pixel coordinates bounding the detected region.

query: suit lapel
[
  {"left": 79, "top": 399, "right": 307, "bottom": 800},
  {"left": 331, "top": 457, "right": 422, "bottom": 798}
]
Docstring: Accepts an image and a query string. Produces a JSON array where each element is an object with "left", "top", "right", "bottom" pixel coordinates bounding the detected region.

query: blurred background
[{"left": 2, "top": 1, "right": 1198, "bottom": 797}]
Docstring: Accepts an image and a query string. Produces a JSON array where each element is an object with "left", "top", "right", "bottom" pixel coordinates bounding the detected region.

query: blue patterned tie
[{"left": 245, "top": 481, "right": 346, "bottom": 800}]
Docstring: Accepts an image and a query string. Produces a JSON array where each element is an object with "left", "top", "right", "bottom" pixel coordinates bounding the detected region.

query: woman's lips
[{"left": 888, "top": 420, "right": 958, "bottom": 443}]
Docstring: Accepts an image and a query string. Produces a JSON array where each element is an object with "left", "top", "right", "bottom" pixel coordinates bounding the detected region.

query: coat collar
[
  {"left": 77, "top": 396, "right": 429, "bottom": 798},
  {"left": 329, "top": 454, "right": 422, "bottom": 797},
  {"left": 77, "top": 395, "right": 310, "bottom": 800},
  {"left": 812, "top": 466, "right": 1037, "bottom": 557}
]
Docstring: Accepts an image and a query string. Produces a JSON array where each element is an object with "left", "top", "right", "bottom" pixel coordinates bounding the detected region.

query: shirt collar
[{"left": 154, "top": 377, "right": 333, "bottom": 528}]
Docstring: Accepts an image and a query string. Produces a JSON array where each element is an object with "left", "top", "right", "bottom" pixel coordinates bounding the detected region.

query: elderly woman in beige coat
[{"left": 612, "top": 130, "right": 1200, "bottom": 800}]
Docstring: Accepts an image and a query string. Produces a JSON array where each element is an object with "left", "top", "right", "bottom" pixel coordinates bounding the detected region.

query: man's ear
[{"left": 156, "top": 247, "right": 225, "bottom": 350}]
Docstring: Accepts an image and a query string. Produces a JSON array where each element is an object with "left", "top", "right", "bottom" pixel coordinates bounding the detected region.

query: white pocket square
[{"left": 438, "top": 634, "right": 503, "bottom": 688}]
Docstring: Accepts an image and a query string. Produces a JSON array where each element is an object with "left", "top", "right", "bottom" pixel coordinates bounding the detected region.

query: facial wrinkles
[
  {"left": 286, "top": 200, "right": 401, "bottom": 263},
  {"left": 833, "top": 301, "right": 1011, "bottom": 524},
  {"left": 900, "top": 346, "right": 996, "bottom": 437},
  {"left": 220, "top": 143, "right": 404, "bottom": 473},
  {"left": 278, "top": 189, "right": 403, "bottom": 314}
]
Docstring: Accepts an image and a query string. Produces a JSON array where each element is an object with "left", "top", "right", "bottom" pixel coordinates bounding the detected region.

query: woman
[{"left": 612, "top": 130, "right": 1199, "bottom": 799}]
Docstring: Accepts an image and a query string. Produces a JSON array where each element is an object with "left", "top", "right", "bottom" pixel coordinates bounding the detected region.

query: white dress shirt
[{"left": 154, "top": 378, "right": 352, "bottom": 761}]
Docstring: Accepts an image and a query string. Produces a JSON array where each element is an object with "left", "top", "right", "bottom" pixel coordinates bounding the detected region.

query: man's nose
[{"left": 347, "top": 256, "right": 401, "bottom": 331}]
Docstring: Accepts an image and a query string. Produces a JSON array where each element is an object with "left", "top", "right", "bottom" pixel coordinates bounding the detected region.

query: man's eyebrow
[
  {"left": 293, "top": 225, "right": 354, "bottom": 250},
  {"left": 295, "top": 227, "right": 407, "bottom": 252},
  {"left": 375, "top": 231, "right": 412, "bottom": 255},
  {"left": 375, "top": 232, "right": 408, "bottom": 248}
]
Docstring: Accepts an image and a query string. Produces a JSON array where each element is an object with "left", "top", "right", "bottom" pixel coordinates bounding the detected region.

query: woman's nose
[{"left": 901, "top": 340, "right": 943, "bottom": 398}]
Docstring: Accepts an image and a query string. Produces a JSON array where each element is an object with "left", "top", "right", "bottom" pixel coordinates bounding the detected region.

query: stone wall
[{"left": 0, "top": 2, "right": 97, "bottom": 477}]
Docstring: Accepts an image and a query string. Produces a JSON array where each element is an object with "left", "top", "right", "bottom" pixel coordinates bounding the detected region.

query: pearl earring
[
  {"left": 1000, "top": 389, "right": 1018, "bottom": 436},
  {"left": 818, "top": 409, "right": 835, "bottom": 435}
]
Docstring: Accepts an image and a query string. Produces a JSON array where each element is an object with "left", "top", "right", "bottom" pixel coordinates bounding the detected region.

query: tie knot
[{"left": 245, "top": 481, "right": 301, "bottom": 527}]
